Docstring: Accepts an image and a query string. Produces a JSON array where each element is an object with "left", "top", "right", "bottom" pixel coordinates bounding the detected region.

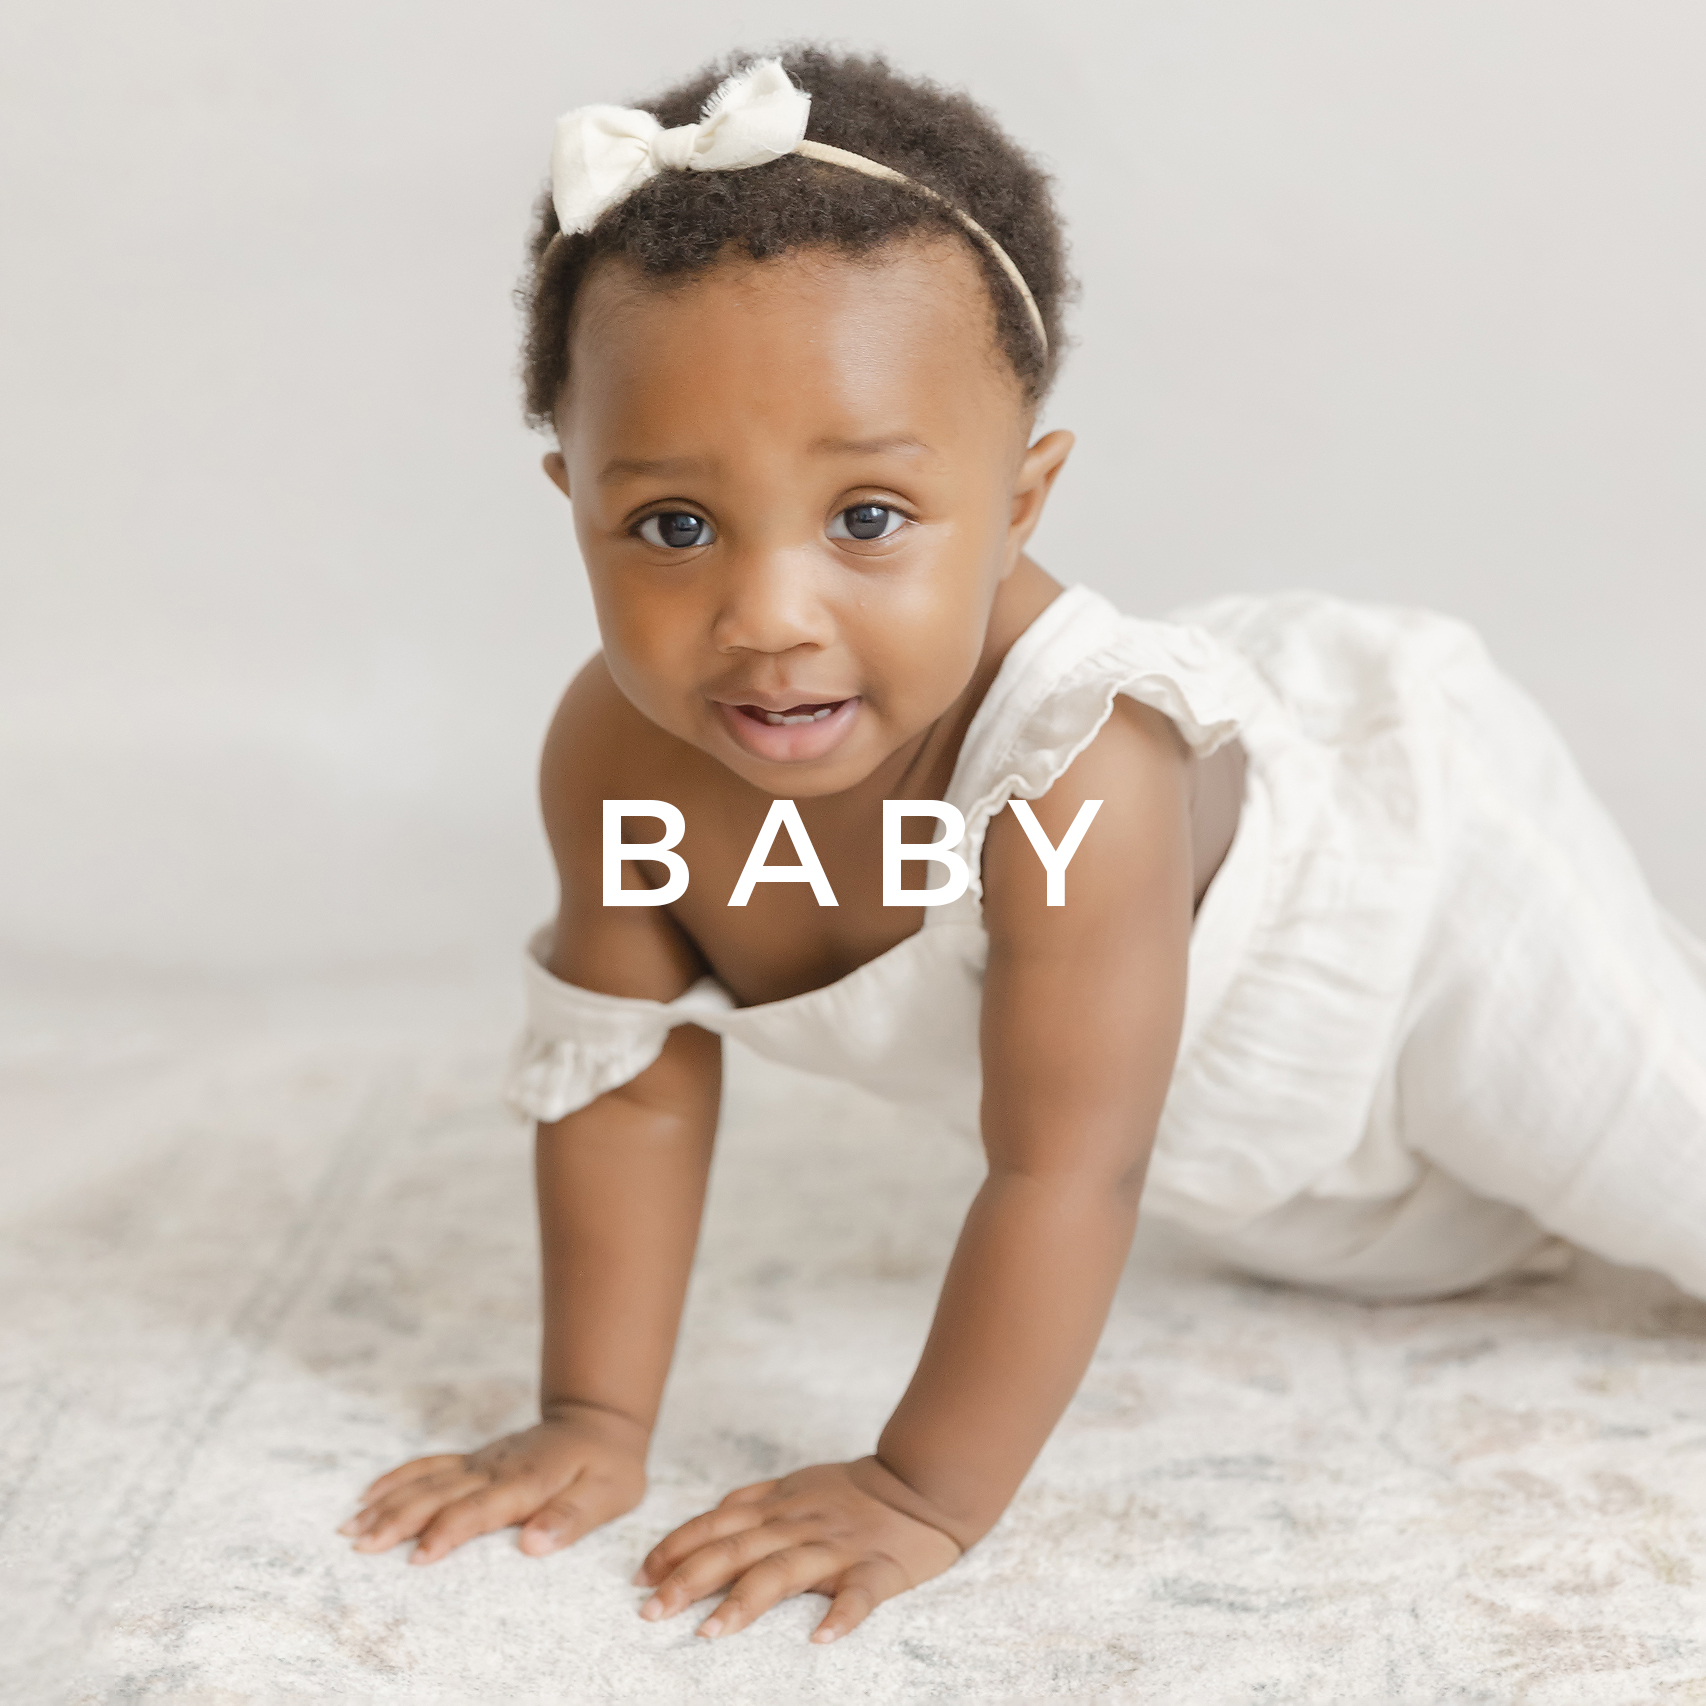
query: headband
[{"left": 549, "top": 59, "right": 1048, "bottom": 351}]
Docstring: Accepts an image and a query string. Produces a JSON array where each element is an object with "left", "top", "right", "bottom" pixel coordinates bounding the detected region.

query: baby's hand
[
  {"left": 633, "top": 1457, "right": 963, "bottom": 1643},
  {"left": 339, "top": 1404, "right": 648, "bottom": 1565}
]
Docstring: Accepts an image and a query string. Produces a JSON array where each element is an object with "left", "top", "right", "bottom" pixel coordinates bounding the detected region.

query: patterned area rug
[{"left": 4, "top": 963, "right": 1705, "bottom": 1704}]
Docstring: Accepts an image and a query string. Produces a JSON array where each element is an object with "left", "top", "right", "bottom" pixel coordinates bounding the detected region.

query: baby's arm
[
  {"left": 634, "top": 697, "right": 1193, "bottom": 1639},
  {"left": 877, "top": 697, "right": 1191, "bottom": 1527},
  {"left": 342, "top": 663, "right": 720, "bottom": 1563}
]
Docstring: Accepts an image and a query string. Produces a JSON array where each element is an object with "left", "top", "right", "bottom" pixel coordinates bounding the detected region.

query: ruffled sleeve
[
  {"left": 943, "top": 585, "right": 1250, "bottom": 907},
  {"left": 504, "top": 926, "right": 735, "bottom": 1122}
]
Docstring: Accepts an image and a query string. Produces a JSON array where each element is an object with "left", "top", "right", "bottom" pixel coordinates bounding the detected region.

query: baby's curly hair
[{"left": 520, "top": 45, "right": 1073, "bottom": 428}]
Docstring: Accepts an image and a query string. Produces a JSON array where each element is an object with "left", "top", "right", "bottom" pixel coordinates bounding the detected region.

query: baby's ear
[
  {"left": 542, "top": 452, "right": 572, "bottom": 498},
  {"left": 1021, "top": 428, "right": 1074, "bottom": 488},
  {"left": 1008, "top": 429, "right": 1075, "bottom": 542}
]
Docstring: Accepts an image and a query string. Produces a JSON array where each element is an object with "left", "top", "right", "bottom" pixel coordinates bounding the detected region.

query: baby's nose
[{"left": 709, "top": 551, "right": 834, "bottom": 655}]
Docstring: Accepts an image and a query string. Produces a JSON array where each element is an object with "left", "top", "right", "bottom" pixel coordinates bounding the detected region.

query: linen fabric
[{"left": 506, "top": 587, "right": 1706, "bottom": 1302}]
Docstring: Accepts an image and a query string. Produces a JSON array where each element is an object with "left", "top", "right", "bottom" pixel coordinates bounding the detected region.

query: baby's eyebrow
[
  {"left": 600, "top": 437, "right": 931, "bottom": 483},
  {"left": 599, "top": 454, "right": 712, "bottom": 484},
  {"left": 812, "top": 434, "right": 929, "bottom": 458}
]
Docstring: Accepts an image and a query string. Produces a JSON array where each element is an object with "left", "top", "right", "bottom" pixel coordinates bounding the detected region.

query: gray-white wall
[{"left": 4, "top": 0, "right": 1702, "bottom": 973}]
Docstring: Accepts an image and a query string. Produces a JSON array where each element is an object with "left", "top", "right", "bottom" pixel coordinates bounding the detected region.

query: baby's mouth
[
  {"left": 715, "top": 694, "right": 862, "bottom": 763},
  {"left": 733, "top": 700, "right": 847, "bottom": 727}
]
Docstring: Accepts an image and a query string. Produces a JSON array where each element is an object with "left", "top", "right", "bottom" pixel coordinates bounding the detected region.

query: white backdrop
[{"left": 4, "top": 0, "right": 1702, "bottom": 975}]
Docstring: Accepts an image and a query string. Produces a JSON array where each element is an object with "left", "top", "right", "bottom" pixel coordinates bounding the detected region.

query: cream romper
[{"left": 507, "top": 586, "right": 1706, "bottom": 1303}]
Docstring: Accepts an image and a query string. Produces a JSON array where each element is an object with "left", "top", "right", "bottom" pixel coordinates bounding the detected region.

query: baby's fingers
[
  {"left": 811, "top": 1557, "right": 908, "bottom": 1645},
  {"left": 634, "top": 1502, "right": 767, "bottom": 1588},
  {"left": 718, "top": 1478, "right": 781, "bottom": 1508},
  {"left": 411, "top": 1480, "right": 546, "bottom": 1566},
  {"left": 356, "top": 1453, "right": 466, "bottom": 1507},
  {"left": 519, "top": 1485, "right": 604, "bottom": 1557},
  {"left": 349, "top": 1469, "right": 484, "bottom": 1553},
  {"left": 641, "top": 1520, "right": 802, "bottom": 1620},
  {"left": 701, "top": 1542, "right": 843, "bottom": 1640}
]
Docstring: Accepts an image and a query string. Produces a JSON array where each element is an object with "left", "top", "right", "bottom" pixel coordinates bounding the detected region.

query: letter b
[
  {"left": 883, "top": 801, "right": 970, "bottom": 907},
  {"left": 603, "top": 800, "right": 689, "bottom": 906}
]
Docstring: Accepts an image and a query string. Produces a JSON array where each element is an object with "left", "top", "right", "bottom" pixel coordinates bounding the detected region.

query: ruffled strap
[
  {"left": 940, "top": 585, "right": 1250, "bottom": 909},
  {"left": 504, "top": 927, "right": 734, "bottom": 1122}
]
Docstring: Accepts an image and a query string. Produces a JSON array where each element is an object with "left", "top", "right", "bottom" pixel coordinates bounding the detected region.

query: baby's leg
[{"left": 1396, "top": 657, "right": 1706, "bottom": 1300}]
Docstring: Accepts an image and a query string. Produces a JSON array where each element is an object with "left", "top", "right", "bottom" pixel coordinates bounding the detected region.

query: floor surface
[{"left": 5, "top": 959, "right": 1706, "bottom": 1704}]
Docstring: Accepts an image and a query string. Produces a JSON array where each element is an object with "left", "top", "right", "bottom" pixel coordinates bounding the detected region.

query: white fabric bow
[{"left": 552, "top": 59, "right": 811, "bottom": 236}]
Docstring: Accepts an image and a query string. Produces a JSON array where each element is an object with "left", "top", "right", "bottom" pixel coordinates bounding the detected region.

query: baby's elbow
[{"left": 983, "top": 1127, "right": 1156, "bottom": 1210}]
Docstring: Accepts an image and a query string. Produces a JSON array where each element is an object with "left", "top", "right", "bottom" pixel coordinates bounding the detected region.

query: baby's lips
[
  {"left": 720, "top": 691, "right": 848, "bottom": 708},
  {"left": 715, "top": 695, "right": 862, "bottom": 762},
  {"left": 734, "top": 699, "right": 845, "bottom": 726}
]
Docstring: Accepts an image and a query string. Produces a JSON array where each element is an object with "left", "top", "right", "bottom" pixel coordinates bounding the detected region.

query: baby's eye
[
  {"left": 637, "top": 512, "right": 715, "bottom": 549},
  {"left": 828, "top": 503, "right": 906, "bottom": 543}
]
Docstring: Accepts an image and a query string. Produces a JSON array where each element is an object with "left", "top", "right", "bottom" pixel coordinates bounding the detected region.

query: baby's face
[{"left": 551, "top": 239, "right": 1067, "bottom": 797}]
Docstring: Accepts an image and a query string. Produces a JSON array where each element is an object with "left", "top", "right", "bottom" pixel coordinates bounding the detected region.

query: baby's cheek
[
  {"left": 601, "top": 634, "right": 703, "bottom": 729},
  {"left": 875, "top": 628, "right": 987, "bottom": 725}
]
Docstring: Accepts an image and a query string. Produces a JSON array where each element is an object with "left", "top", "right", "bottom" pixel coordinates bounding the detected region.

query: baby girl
[{"left": 338, "top": 46, "right": 1706, "bottom": 1644}]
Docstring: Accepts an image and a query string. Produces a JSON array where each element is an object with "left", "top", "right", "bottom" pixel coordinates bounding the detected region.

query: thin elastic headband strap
[
  {"left": 791, "top": 140, "right": 1048, "bottom": 352},
  {"left": 548, "top": 59, "right": 1048, "bottom": 353}
]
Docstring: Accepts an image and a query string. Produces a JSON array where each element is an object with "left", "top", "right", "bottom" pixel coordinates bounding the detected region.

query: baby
[{"left": 340, "top": 47, "right": 1706, "bottom": 1644}]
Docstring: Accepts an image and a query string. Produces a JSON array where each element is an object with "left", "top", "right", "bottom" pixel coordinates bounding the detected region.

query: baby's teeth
[{"left": 761, "top": 704, "right": 839, "bottom": 727}]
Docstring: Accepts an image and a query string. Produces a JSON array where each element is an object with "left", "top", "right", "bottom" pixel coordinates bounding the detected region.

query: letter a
[
  {"left": 1006, "top": 798, "right": 1102, "bottom": 905},
  {"left": 602, "top": 800, "right": 689, "bottom": 906},
  {"left": 728, "top": 800, "right": 839, "bottom": 907}
]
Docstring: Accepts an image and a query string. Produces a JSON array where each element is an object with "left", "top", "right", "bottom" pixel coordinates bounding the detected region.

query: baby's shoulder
[
  {"left": 537, "top": 655, "right": 710, "bottom": 995},
  {"left": 1048, "top": 693, "right": 1190, "bottom": 794},
  {"left": 980, "top": 694, "right": 1195, "bottom": 943},
  {"left": 539, "top": 655, "right": 691, "bottom": 853}
]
